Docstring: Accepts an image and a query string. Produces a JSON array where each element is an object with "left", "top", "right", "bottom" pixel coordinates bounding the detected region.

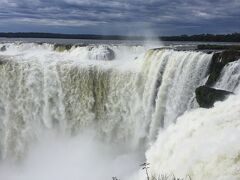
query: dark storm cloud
[{"left": 0, "top": 0, "right": 239, "bottom": 35}]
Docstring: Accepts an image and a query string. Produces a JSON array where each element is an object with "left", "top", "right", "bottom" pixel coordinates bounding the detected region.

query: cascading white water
[
  {"left": 146, "top": 58, "right": 240, "bottom": 180},
  {"left": 143, "top": 50, "right": 211, "bottom": 142},
  {"left": 146, "top": 92, "right": 240, "bottom": 180},
  {"left": 0, "top": 43, "right": 145, "bottom": 159},
  {"left": 214, "top": 59, "right": 240, "bottom": 92},
  {"left": 0, "top": 42, "right": 239, "bottom": 180}
]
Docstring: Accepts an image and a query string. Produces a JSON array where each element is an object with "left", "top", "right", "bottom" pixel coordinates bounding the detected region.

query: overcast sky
[{"left": 0, "top": 0, "right": 240, "bottom": 35}]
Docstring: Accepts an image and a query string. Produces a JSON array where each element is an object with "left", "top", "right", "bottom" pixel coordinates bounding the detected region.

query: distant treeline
[
  {"left": 161, "top": 33, "right": 240, "bottom": 42},
  {"left": 0, "top": 32, "right": 143, "bottom": 40},
  {"left": 0, "top": 32, "right": 240, "bottom": 42}
]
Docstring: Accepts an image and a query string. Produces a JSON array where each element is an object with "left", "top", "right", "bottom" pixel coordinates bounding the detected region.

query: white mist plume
[
  {"left": 0, "top": 130, "right": 143, "bottom": 180},
  {"left": 140, "top": 27, "right": 164, "bottom": 49}
]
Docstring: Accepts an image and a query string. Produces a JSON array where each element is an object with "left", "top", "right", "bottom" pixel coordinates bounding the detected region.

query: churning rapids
[{"left": 0, "top": 42, "right": 239, "bottom": 180}]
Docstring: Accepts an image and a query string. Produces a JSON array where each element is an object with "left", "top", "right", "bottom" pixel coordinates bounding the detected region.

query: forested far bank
[{"left": 0, "top": 32, "right": 240, "bottom": 42}]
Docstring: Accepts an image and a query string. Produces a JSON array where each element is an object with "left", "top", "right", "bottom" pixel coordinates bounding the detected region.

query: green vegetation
[
  {"left": 1, "top": 32, "right": 240, "bottom": 42},
  {"left": 0, "top": 32, "right": 144, "bottom": 40},
  {"left": 197, "top": 44, "right": 240, "bottom": 50},
  {"left": 140, "top": 162, "right": 191, "bottom": 180},
  {"left": 151, "top": 174, "right": 191, "bottom": 180},
  {"left": 161, "top": 33, "right": 240, "bottom": 42}
]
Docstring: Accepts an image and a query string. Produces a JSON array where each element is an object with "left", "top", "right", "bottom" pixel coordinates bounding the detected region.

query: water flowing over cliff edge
[{"left": 0, "top": 42, "right": 239, "bottom": 180}]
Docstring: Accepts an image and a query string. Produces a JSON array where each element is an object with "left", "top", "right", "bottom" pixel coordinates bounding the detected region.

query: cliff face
[
  {"left": 206, "top": 50, "right": 240, "bottom": 86},
  {"left": 195, "top": 86, "right": 233, "bottom": 108},
  {"left": 195, "top": 50, "right": 240, "bottom": 108}
]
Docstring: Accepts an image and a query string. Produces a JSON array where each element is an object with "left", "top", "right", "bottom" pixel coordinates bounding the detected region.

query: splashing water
[
  {"left": 0, "top": 42, "right": 239, "bottom": 180},
  {"left": 146, "top": 93, "right": 240, "bottom": 180}
]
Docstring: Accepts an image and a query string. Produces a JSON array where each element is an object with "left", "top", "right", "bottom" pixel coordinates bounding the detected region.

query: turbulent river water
[{"left": 0, "top": 42, "right": 239, "bottom": 180}]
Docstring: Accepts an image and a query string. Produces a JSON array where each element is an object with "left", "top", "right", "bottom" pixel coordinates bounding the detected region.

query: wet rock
[
  {"left": 206, "top": 50, "right": 240, "bottom": 86},
  {"left": 195, "top": 85, "right": 233, "bottom": 108},
  {"left": 0, "top": 46, "right": 6, "bottom": 52},
  {"left": 53, "top": 44, "right": 73, "bottom": 52}
]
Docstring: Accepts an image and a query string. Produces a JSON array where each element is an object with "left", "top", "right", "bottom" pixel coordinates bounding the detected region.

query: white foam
[
  {"left": 146, "top": 94, "right": 240, "bottom": 180},
  {"left": 0, "top": 42, "right": 239, "bottom": 180}
]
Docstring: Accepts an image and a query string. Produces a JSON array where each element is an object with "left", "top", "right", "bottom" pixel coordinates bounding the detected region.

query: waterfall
[
  {"left": 146, "top": 58, "right": 240, "bottom": 180},
  {"left": 146, "top": 92, "right": 240, "bottom": 180},
  {"left": 0, "top": 42, "right": 239, "bottom": 180},
  {"left": 214, "top": 59, "right": 240, "bottom": 92},
  {"left": 142, "top": 50, "right": 211, "bottom": 141}
]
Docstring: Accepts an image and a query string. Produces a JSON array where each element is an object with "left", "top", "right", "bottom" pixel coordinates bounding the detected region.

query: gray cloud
[{"left": 0, "top": 0, "right": 239, "bottom": 35}]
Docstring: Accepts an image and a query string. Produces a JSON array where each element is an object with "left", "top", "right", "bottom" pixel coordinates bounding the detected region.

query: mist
[
  {"left": 0, "top": 130, "right": 144, "bottom": 180},
  {"left": 0, "top": 40, "right": 239, "bottom": 180}
]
